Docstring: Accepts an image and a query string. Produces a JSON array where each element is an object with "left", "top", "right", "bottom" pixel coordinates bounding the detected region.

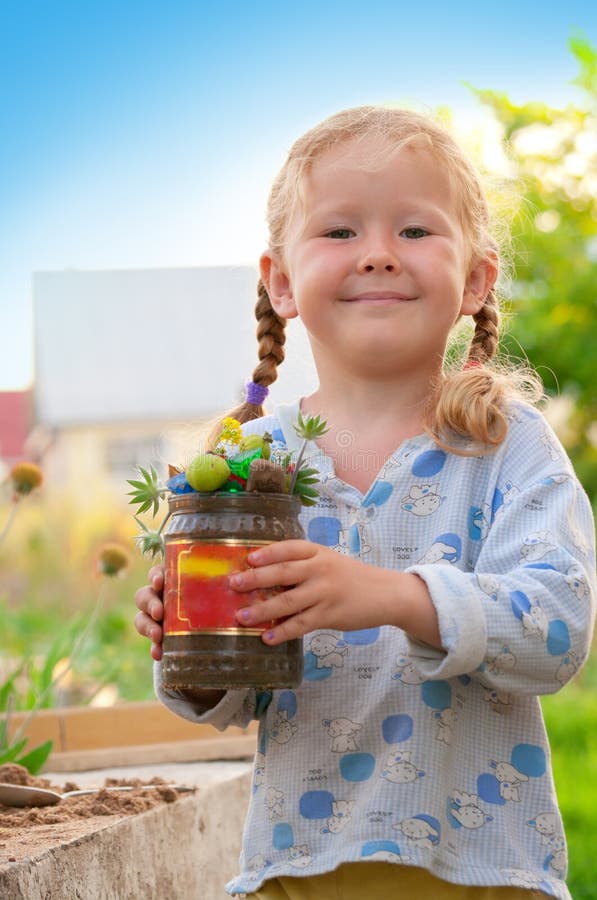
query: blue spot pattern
[
  {"left": 510, "top": 591, "right": 571, "bottom": 656},
  {"left": 546, "top": 620, "right": 571, "bottom": 656},
  {"left": 421, "top": 681, "right": 452, "bottom": 711},
  {"left": 272, "top": 823, "right": 294, "bottom": 849},
  {"left": 308, "top": 516, "right": 342, "bottom": 546},
  {"left": 299, "top": 790, "right": 335, "bottom": 819},
  {"left": 361, "top": 841, "right": 401, "bottom": 856},
  {"left": 382, "top": 714, "right": 413, "bottom": 744},
  {"left": 363, "top": 481, "right": 393, "bottom": 508},
  {"left": 277, "top": 691, "right": 297, "bottom": 719},
  {"left": 510, "top": 590, "right": 530, "bottom": 620},
  {"left": 303, "top": 652, "right": 334, "bottom": 681},
  {"left": 512, "top": 743, "right": 546, "bottom": 778},
  {"left": 411, "top": 449, "right": 447, "bottom": 477},
  {"left": 477, "top": 742, "right": 547, "bottom": 805},
  {"left": 348, "top": 523, "right": 361, "bottom": 554},
  {"left": 361, "top": 840, "right": 402, "bottom": 858},
  {"left": 343, "top": 628, "right": 380, "bottom": 646},
  {"left": 339, "top": 753, "right": 376, "bottom": 782}
]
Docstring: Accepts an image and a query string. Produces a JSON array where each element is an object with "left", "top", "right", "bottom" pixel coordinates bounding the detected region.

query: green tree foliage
[{"left": 474, "top": 37, "right": 597, "bottom": 504}]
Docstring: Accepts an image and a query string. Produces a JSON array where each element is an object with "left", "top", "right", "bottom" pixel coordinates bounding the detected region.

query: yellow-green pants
[{"left": 246, "top": 863, "right": 548, "bottom": 899}]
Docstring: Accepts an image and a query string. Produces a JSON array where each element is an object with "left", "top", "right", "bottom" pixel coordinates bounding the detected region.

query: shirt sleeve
[
  {"left": 153, "top": 661, "right": 257, "bottom": 730},
  {"left": 404, "top": 459, "right": 596, "bottom": 695}
]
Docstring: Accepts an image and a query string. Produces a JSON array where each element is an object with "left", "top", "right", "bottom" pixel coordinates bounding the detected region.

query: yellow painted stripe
[{"left": 179, "top": 556, "right": 234, "bottom": 577}]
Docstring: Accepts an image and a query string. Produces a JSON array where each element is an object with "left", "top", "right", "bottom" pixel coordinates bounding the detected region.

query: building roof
[{"left": 0, "top": 389, "right": 33, "bottom": 462}]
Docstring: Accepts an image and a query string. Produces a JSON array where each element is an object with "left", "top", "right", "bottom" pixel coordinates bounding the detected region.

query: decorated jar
[{"left": 161, "top": 491, "right": 305, "bottom": 692}]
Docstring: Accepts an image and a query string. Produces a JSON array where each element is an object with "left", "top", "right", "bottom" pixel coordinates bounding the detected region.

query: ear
[
  {"left": 461, "top": 250, "right": 499, "bottom": 316},
  {"left": 259, "top": 251, "right": 298, "bottom": 319}
]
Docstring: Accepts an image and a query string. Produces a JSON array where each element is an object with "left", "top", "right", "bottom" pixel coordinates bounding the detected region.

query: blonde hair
[{"left": 230, "top": 105, "right": 542, "bottom": 452}]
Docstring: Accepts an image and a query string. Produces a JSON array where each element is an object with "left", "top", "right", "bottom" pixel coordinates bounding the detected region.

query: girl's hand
[
  {"left": 229, "top": 540, "right": 394, "bottom": 644},
  {"left": 134, "top": 565, "right": 165, "bottom": 661}
]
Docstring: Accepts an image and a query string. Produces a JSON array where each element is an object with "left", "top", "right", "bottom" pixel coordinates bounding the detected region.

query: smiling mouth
[{"left": 344, "top": 292, "right": 415, "bottom": 303}]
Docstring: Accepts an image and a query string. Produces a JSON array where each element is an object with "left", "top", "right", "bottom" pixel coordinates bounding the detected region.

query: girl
[{"left": 134, "top": 106, "right": 595, "bottom": 899}]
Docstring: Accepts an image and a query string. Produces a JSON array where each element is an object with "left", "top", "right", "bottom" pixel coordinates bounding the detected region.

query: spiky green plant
[
  {"left": 293, "top": 411, "right": 329, "bottom": 443},
  {"left": 289, "top": 412, "right": 329, "bottom": 499},
  {"left": 127, "top": 467, "right": 171, "bottom": 559},
  {"left": 126, "top": 466, "right": 167, "bottom": 516},
  {"left": 292, "top": 465, "right": 321, "bottom": 507},
  {"left": 133, "top": 514, "right": 167, "bottom": 560}
]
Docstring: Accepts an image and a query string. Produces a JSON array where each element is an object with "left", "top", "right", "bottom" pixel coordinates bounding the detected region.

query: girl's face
[{"left": 261, "top": 136, "right": 495, "bottom": 380}]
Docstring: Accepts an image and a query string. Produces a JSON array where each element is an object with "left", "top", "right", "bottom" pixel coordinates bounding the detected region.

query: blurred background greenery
[
  {"left": 476, "top": 36, "right": 597, "bottom": 510},
  {"left": 0, "top": 35, "right": 595, "bottom": 900}
]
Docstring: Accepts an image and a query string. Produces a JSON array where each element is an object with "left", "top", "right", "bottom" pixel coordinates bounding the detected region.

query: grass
[
  {"left": 541, "top": 655, "right": 597, "bottom": 900},
  {"left": 0, "top": 495, "right": 155, "bottom": 706}
]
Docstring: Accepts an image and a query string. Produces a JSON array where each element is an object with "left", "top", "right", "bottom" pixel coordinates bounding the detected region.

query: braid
[
  {"left": 467, "top": 289, "right": 500, "bottom": 364},
  {"left": 430, "top": 285, "right": 543, "bottom": 455},
  {"left": 251, "top": 278, "right": 287, "bottom": 398},
  {"left": 208, "top": 280, "right": 286, "bottom": 447},
  {"left": 429, "top": 289, "right": 508, "bottom": 453}
]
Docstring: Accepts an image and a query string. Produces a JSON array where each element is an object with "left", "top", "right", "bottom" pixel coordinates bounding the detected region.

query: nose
[{"left": 357, "top": 235, "right": 401, "bottom": 274}]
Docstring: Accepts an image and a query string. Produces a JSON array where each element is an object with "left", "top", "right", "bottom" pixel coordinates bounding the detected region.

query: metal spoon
[{"left": 0, "top": 781, "right": 194, "bottom": 808}]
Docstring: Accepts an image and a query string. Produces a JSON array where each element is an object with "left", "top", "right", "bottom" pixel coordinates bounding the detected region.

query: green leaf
[
  {"left": 297, "top": 486, "right": 319, "bottom": 497},
  {"left": 126, "top": 465, "right": 167, "bottom": 517},
  {"left": 17, "top": 739, "right": 53, "bottom": 775},
  {"left": 0, "top": 664, "right": 24, "bottom": 710},
  {"left": 296, "top": 466, "right": 319, "bottom": 478},
  {"left": 298, "top": 495, "right": 318, "bottom": 507},
  {"left": 295, "top": 474, "right": 319, "bottom": 485},
  {"left": 126, "top": 479, "right": 147, "bottom": 490},
  {"left": 0, "top": 738, "right": 28, "bottom": 764},
  {"left": 293, "top": 412, "right": 329, "bottom": 441}
]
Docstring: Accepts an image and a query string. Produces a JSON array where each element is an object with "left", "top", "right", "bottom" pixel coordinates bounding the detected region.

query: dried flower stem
[{"left": 0, "top": 502, "right": 19, "bottom": 548}]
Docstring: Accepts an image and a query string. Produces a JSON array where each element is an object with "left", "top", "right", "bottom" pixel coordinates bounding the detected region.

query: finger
[
  {"left": 261, "top": 607, "right": 314, "bottom": 645},
  {"left": 135, "top": 585, "right": 152, "bottom": 612},
  {"left": 246, "top": 540, "right": 314, "bottom": 568},
  {"left": 134, "top": 610, "right": 163, "bottom": 642},
  {"left": 236, "top": 585, "right": 310, "bottom": 627},
  {"left": 148, "top": 565, "right": 164, "bottom": 593},
  {"left": 135, "top": 586, "right": 164, "bottom": 621},
  {"left": 229, "top": 559, "right": 307, "bottom": 593}
]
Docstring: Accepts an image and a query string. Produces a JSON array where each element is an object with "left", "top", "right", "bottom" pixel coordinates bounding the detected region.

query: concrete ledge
[{"left": 0, "top": 761, "right": 252, "bottom": 899}]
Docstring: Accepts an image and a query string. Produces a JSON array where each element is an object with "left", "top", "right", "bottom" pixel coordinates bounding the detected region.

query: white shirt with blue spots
[{"left": 156, "top": 400, "right": 596, "bottom": 898}]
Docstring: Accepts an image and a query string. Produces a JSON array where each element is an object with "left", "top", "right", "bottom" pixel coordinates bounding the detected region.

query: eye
[
  {"left": 325, "top": 227, "right": 355, "bottom": 239},
  {"left": 401, "top": 226, "right": 428, "bottom": 239}
]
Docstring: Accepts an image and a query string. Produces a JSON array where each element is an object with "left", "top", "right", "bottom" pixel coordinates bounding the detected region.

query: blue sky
[{"left": 1, "top": 0, "right": 596, "bottom": 389}]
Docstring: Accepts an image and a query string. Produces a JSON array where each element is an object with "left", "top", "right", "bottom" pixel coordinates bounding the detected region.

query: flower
[
  {"left": 217, "top": 417, "right": 243, "bottom": 446},
  {"left": 9, "top": 462, "right": 43, "bottom": 496},
  {"left": 98, "top": 543, "right": 130, "bottom": 576}
]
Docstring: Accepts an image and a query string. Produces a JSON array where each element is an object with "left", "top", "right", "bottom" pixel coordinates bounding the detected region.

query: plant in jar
[
  {"left": 127, "top": 413, "right": 328, "bottom": 691},
  {"left": 127, "top": 412, "right": 328, "bottom": 560}
]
